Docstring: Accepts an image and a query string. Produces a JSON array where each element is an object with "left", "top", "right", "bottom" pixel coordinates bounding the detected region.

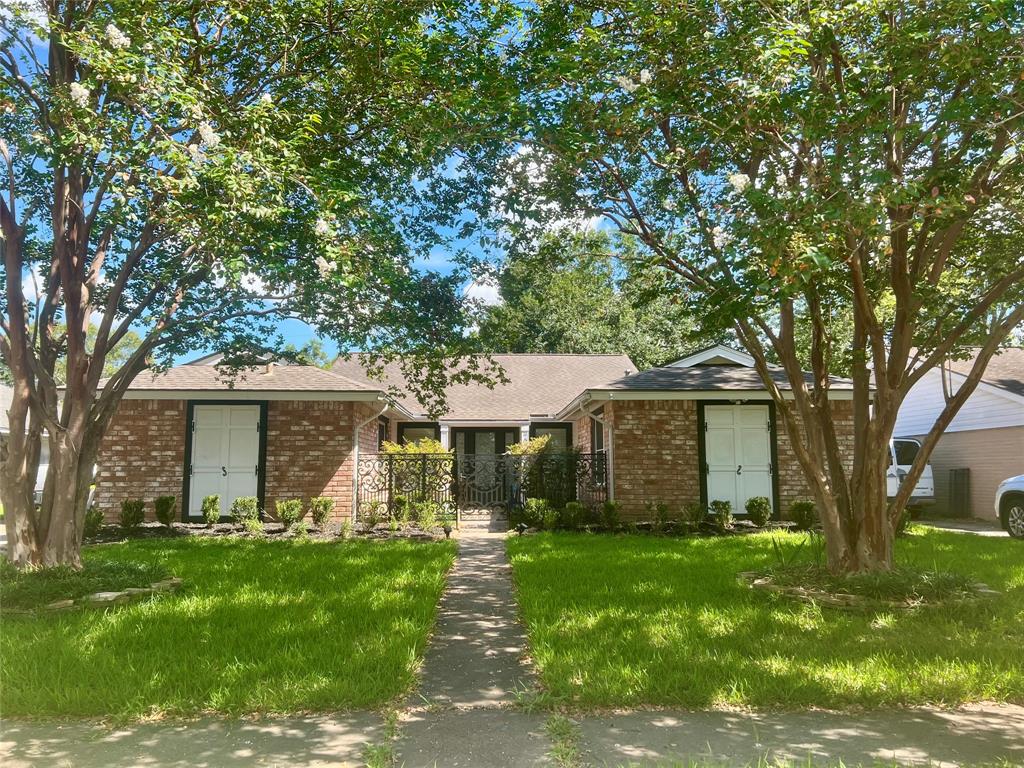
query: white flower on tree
[
  {"left": 105, "top": 23, "right": 130, "bottom": 50},
  {"left": 712, "top": 226, "right": 732, "bottom": 249},
  {"left": 315, "top": 255, "right": 337, "bottom": 277},
  {"left": 69, "top": 82, "right": 89, "bottom": 108},
  {"left": 186, "top": 144, "right": 206, "bottom": 164},
  {"left": 314, "top": 217, "right": 333, "bottom": 237},
  {"left": 639, "top": 68, "right": 652, "bottom": 84},
  {"left": 260, "top": 93, "right": 273, "bottom": 105},
  {"left": 197, "top": 121, "right": 220, "bottom": 149},
  {"left": 615, "top": 75, "right": 639, "bottom": 93},
  {"left": 727, "top": 172, "right": 750, "bottom": 193}
]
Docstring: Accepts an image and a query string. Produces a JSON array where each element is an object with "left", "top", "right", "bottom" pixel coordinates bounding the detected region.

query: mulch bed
[{"left": 87, "top": 520, "right": 448, "bottom": 545}]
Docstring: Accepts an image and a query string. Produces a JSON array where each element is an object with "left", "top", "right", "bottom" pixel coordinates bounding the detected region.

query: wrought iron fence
[{"left": 354, "top": 450, "right": 608, "bottom": 522}]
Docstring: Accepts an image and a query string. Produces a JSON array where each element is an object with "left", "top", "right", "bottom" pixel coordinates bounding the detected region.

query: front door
[
  {"left": 704, "top": 404, "right": 773, "bottom": 514},
  {"left": 188, "top": 404, "right": 261, "bottom": 517}
]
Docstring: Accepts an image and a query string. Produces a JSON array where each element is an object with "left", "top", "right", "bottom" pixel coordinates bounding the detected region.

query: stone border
[
  {"left": 738, "top": 571, "right": 1000, "bottom": 611},
  {"left": 6, "top": 577, "right": 183, "bottom": 616}
]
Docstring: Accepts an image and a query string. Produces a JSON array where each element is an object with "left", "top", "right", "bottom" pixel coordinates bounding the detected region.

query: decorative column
[{"left": 439, "top": 423, "right": 451, "bottom": 450}]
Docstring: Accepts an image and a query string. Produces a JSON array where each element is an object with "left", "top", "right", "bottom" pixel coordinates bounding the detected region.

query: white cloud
[{"left": 462, "top": 275, "right": 502, "bottom": 307}]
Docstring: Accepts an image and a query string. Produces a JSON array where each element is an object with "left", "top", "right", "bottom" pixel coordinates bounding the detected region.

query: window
[
  {"left": 377, "top": 417, "right": 389, "bottom": 450},
  {"left": 893, "top": 439, "right": 920, "bottom": 467},
  {"left": 397, "top": 422, "right": 441, "bottom": 444},
  {"left": 530, "top": 423, "right": 572, "bottom": 451},
  {"left": 590, "top": 410, "right": 605, "bottom": 453}
]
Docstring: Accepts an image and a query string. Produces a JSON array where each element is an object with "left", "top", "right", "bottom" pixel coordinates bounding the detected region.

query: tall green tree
[
  {"left": 0, "top": 1, "right": 504, "bottom": 568},
  {"left": 474, "top": 230, "right": 712, "bottom": 369},
  {"left": 503, "top": 1, "right": 1024, "bottom": 572}
]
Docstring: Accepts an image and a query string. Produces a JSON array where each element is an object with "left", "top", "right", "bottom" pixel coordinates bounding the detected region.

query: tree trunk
[{"left": 2, "top": 425, "right": 97, "bottom": 569}]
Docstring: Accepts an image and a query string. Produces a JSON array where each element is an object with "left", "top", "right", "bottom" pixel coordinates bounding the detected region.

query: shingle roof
[
  {"left": 592, "top": 365, "right": 855, "bottom": 392},
  {"left": 124, "top": 363, "right": 379, "bottom": 392},
  {"left": 332, "top": 354, "right": 638, "bottom": 420},
  {"left": 943, "top": 347, "right": 1024, "bottom": 398}
]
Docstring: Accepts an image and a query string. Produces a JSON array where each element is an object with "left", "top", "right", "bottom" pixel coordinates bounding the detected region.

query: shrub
[
  {"left": 83, "top": 505, "right": 104, "bottom": 539},
  {"left": 339, "top": 519, "right": 352, "bottom": 539},
  {"left": 230, "top": 496, "right": 260, "bottom": 525},
  {"left": 242, "top": 515, "right": 263, "bottom": 534},
  {"left": 154, "top": 495, "right": 177, "bottom": 528},
  {"left": 276, "top": 499, "right": 303, "bottom": 530},
  {"left": 789, "top": 498, "right": 818, "bottom": 531},
  {"left": 523, "top": 497, "right": 551, "bottom": 528},
  {"left": 709, "top": 499, "right": 733, "bottom": 529},
  {"left": 309, "top": 496, "right": 334, "bottom": 527},
  {"left": 291, "top": 520, "right": 309, "bottom": 539},
  {"left": 361, "top": 500, "right": 384, "bottom": 527},
  {"left": 415, "top": 501, "right": 439, "bottom": 529},
  {"left": 381, "top": 437, "right": 449, "bottom": 454},
  {"left": 654, "top": 502, "right": 672, "bottom": 531},
  {"left": 601, "top": 500, "right": 620, "bottom": 530},
  {"left": 561, "top": 501, "right": 586, "bottom": 530},
  {"left": 119, "top": 498, "right": 145, "bottom": 530},
  {"left": 541, "top": 507, "right": 560, "bottom": 531},
  {"left": 201, "top": 494, "right": 221, "bottom": 527},
  {"left": 505, "top": 434, "right": 551, "bottom": 456},
  {"left": 681, "top": 501, "right": 706, "bottom": 527},
  {"left": 745, "top": 496, "right": 772, "bottom": 527}
]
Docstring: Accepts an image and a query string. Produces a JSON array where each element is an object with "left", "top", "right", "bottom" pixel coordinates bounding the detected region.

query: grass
[
  {"left": 507, "top": 528, "right": 1024, "bottom": 710},
  {"left": 1, "top": 536, "right": 455, "bottom": 718},
  {"left": 0, "top": 558, "right": 169, "bottom": 610},
  {"left": 763, "top": 562, "right": 976, "bottom": 603}
]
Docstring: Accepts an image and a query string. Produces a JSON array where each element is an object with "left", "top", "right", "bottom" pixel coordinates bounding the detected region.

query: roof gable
[{"left": 667, "top": 344, "right": 755, "bottom": 368}]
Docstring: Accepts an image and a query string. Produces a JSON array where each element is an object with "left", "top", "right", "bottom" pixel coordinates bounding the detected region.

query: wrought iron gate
[{"left": 355, "top": 451, "right": 608, "bottom": 523}]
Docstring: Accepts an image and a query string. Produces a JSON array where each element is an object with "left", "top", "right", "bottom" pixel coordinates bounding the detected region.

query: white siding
[{"left": 895, "top": 368, "right": 1024, "bottom": 437}]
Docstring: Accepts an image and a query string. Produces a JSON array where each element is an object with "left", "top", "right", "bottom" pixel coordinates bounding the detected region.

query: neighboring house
[
  {"left": 894, "top": 347, "right": 1024, "bottom": 518},
  {"left": 93, "top": 345, "right": 855, "bottom": 522}
]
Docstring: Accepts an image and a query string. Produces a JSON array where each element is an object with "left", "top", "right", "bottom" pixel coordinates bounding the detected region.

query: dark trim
[
  {"left": 181, "top": 400, "right": 269, "bottom": 522},
  {"left": 696, "top": 400, "right": 781, "bottom": 518},
  {"left": 529, "top": 421, "right": 574, "bottom": 447},
  {"left": 451, "top": 426, "right": 520, "bottom": 454},
  {"left": 397, "top": 421, "right": 440, "bottom": 443}
]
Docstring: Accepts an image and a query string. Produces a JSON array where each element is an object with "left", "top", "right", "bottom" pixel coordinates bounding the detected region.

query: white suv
[
  {"left": 995, "top": 475, "right": 1024, "bottom": 539},
  {"left": 887, "top": 438, "right": 935, "bottom": 509}
]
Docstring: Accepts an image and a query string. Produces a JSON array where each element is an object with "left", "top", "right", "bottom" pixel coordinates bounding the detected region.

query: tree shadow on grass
[
  {"left": 507, "top": 531, "right": 1024, "bottom": 709},
  {"left": 0, "top": 538, "right": 456, "bottom": 718}
]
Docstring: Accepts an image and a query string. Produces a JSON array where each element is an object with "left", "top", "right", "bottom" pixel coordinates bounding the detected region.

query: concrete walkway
[
  {"left": 921, "top": 519, "right": 1009, "bottom": 537},
  {"left": 395, "top": 523, "right": 550, "bottom": 767}
]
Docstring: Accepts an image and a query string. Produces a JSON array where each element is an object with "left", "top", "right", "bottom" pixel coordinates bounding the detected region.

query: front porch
[{"left": 354, "top": 450, "right": 608, "bottom": 528}]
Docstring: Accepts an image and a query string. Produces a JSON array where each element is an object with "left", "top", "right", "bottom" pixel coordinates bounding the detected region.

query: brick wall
[
  {"left": 605, "top": 398, "right": 855, "bottom": 521},
  {"left": 775, "top": 400, "right": 855, "bottom": 516},
  {"left": 95, "top": 399, "right": 187, "bottom": 520},
  {"left": 609, "top": 400, "right": 701, "bottom": 519},
  {"left": 96, "top": 398, "right": 378, "bottom": 522}
]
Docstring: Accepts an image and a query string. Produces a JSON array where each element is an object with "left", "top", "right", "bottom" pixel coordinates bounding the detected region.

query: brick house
[{"left": 95, "top": 345, "right": 855, "bottom": 522}]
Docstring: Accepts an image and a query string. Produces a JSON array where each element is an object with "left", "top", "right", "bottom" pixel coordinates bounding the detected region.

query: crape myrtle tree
[
  {"left": 503, "top": 0, "right": 1024, "bottom": 572},
  {"left": 0, "top": 1, "right": 506, "bottom": 568}
]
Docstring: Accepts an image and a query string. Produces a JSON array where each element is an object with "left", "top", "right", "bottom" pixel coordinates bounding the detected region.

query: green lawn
[
  {"left": 1, "top": 537, "right": 455, "bottom": 718},
  {"left": 507, "top": 528, "right": 1024, "bottom": 709}
]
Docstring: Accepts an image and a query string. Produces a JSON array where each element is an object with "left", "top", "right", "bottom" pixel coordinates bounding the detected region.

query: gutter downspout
[
  {"left": 585, "top": 395, "right": 614, "bottom": 501},
  {"left": 352, "top": 398, "right": 389, "bottom": 520}
]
